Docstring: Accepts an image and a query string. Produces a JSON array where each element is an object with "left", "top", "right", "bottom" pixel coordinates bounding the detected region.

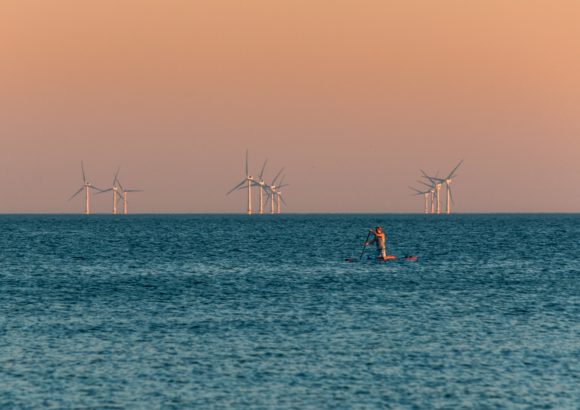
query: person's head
[{"left": 376, "top": 226, "right": 382, "bottom": 233}]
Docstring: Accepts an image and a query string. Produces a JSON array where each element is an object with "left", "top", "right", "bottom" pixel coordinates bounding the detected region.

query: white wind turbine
[
  {"left": 273, "top": 175, "right": 289, "bottom": 214},
  {"left": 68, "top": 161, "right": 103, "bottom": 215},
  {"left": 97, "top": 168, "right": 124, "bottom": 214},
  {"left": 265, "top": 168, "right": 285, "bottom": 214},
  {"left": 442, "top": 160, "right": 463, "bottom": 214},
  {"left": 116, "top": 177, "right": 143, "bottom": 215},
  {"left": 409, "top": 186, "right": 431, "bottom": 214},
  {"left": 255, "top": 159, "right": 269, "bottom": 215},
  {"left": 227, "top": 150, "right": 256, "bottom": 215}
]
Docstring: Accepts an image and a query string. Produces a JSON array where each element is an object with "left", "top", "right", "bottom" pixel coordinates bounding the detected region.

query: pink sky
[{"left": 1, "top": 0, "right": 579, "bottom": 213}]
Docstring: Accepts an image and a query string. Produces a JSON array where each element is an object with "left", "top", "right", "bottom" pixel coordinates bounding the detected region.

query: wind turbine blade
[
  {"left": 259, "top": 159, "right": 268, "bottom": 180},
  {"left": 237, "top": 180, "right": 261, "bottom": 191},
  {"left": 90, "top": 186, "right": 105, "bottom": 192},
  {"left": 447, "top": 160, "right": 464, "bottom": 179},
  {"left": 280, "top": 195, "right": 287, "bottom": 206},
  {"left": 277, "top": 183, "right": 290, "bottom": 189},
  {"left": 420, "top": 169, "right": 436, "bottom": 183},
  {"left": 125, "top": 189, "right": 143, "bottom": 193},
  {"left": 117, "top": 180, "right": 125, "bottom": 192},
  {"left": 96, "top": 188, "right": 112, "bottom": 195},
  {"left": 409, "top": 186, "right": 423, "bottom": 194},
  {"left": 226, "top": 180, "right": 246, "bottom": 195},
  {"left": 271, "top": 168, "right": 285, "bottom": 185},
  {"left": 113, "top": 167, "right": 120, "bottom": 185},
  {"left": 449, "top": 186, "right": 455, "bottom": 205},
  {"left": 418, "top": 180, "right": 434, "bottom": 189},
  {"left": 68, "top": 187, "right": 84, "bottom": 201},
  {"left": 421, "top": 171, "right": 444, "bottom": 183},
  {"left": 81, "top": 161, "right": 86, "bottom": 183}
]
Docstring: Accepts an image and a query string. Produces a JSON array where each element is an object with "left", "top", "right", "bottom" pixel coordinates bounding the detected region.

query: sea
[{"left": 0, "top": 214, "right": 578, "bottom": 409}]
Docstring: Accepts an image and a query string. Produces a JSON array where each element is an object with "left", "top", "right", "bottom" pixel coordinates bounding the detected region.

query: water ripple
[{"left": 0, "top": 214, "right": 579, "bottom": 408}]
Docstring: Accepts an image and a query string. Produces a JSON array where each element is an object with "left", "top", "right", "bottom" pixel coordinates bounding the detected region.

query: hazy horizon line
[{"left": 1, "top": 212, "right": 579, "bottom": 216}]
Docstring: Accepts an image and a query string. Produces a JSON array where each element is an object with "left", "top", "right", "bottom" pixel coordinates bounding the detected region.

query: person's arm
[{"left": 366, "top": 230, "right": 377, "bottom": 245}]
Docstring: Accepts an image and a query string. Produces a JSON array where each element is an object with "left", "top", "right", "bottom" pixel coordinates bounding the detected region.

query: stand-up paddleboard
[
  {"left": 350, "top": 228, "right": 417, "bottom": 263},
  {"left": 344, "top": 255, "right": 417, "bottom": 263}
]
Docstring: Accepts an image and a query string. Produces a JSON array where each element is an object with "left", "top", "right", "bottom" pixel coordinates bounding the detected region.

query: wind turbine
[
  {"left": 68, "top": 161, "right": 103, "bottom": 215},
  {"left": 97, "top": 168, "right": 124, "bottom": 214},
  {"left": 274, "top": 175, "right": 289, "bottom": 214},
  {"left": 227, "top": 150, "right": 256, "bottom": 215},
  {"left": 116, "top": 177, "right": 143, "bottom": 215},
  {"left": 265, "top": 168, "right": 284, "bottom": 214},
  {"left": 255, "top": 159, "right": 268, "bottom": 215},
  {"left": 442, "top": 160, "right": 463, "bottom": 214},
  {"left": 409, "top": 186, "right": 431, "bottom": 214}
]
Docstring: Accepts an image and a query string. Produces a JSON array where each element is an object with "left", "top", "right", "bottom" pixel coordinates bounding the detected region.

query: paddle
[{"left": 359, "top": 231, "right": 372, "bottom": 260}]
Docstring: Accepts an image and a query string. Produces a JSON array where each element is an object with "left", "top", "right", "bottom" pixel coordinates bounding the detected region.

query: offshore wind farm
[
  {"left": 63, "top": 152, "right": 294, "bottom": 215},
  {"left": 62, "top": 155, "right": 471, "bottom": 216},
  {"left": 68, "top": 162, "right": 143, "bottom": 215},
  {"left": 227, "top": 151, "right": 288, "bottom": 215},
  {"left": 410, "top": 161, "right": 463, "bottom": 215}
]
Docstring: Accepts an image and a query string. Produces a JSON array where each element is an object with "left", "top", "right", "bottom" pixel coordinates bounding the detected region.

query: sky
[{"left": 1, "top": 0, "right": 579, "bottom": 213}]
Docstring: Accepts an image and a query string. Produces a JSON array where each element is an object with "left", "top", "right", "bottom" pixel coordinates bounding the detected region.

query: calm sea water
[{"left": 0, "top": 214, "right": 578, "bottom": 409}]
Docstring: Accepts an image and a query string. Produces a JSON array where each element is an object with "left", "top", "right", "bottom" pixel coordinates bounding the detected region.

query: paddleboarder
[{"left": 365, "top": 226, "right": 388, "bottom": 260}]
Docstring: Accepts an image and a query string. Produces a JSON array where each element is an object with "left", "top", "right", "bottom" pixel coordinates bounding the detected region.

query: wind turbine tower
[
  {"left": 98, "top": 168, "right": 124, "bottom": 214},
  {"left": 443, "top": 160, "right": 463, "bottom": 214},
  {"left": 409, "top": 187, "right": 431, "bottom": 214},
  {"left": 227, "top": 150, "right": 256, "bottom": 215},
  {"left": 275, "top": 175, "right": 289, "bottom": 214},
  {"left": 257, "top": 159, "right": 268, "bottom": 215},
  {"left": 417, "top": 179, "right": 435, "bottom": 214},
  {"left": 435, "top": 182, "right": 442, "bottom": 214}
]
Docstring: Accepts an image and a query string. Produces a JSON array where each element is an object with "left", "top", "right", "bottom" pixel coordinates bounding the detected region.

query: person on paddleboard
[{"left": 366, "top": 226, "right": 388, "bottom": 260}]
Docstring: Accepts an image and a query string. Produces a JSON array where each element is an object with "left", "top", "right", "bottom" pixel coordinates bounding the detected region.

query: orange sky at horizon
[{"left": 1, "top": 0, "right": 579, "bottom": 213}]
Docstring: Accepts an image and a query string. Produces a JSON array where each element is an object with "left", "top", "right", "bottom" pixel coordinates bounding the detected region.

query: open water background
[{"left": 0, "top": 214, "right": 579, "bottom": 409}]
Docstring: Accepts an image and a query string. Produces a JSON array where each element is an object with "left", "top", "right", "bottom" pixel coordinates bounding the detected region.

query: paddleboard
[{"left": 344, "top": 255, "right": 416, "bottom": 263}]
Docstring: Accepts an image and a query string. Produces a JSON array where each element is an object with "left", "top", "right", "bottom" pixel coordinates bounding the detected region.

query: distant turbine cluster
[
  {"left": 69, "top": 162, "right": 143, "bottom": 215},
  {"left": 227, "top": 151, "right": 289, "bottom": 215},
  {"left": 410, "top": 161, "right": 463, "bottom": 214}
]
